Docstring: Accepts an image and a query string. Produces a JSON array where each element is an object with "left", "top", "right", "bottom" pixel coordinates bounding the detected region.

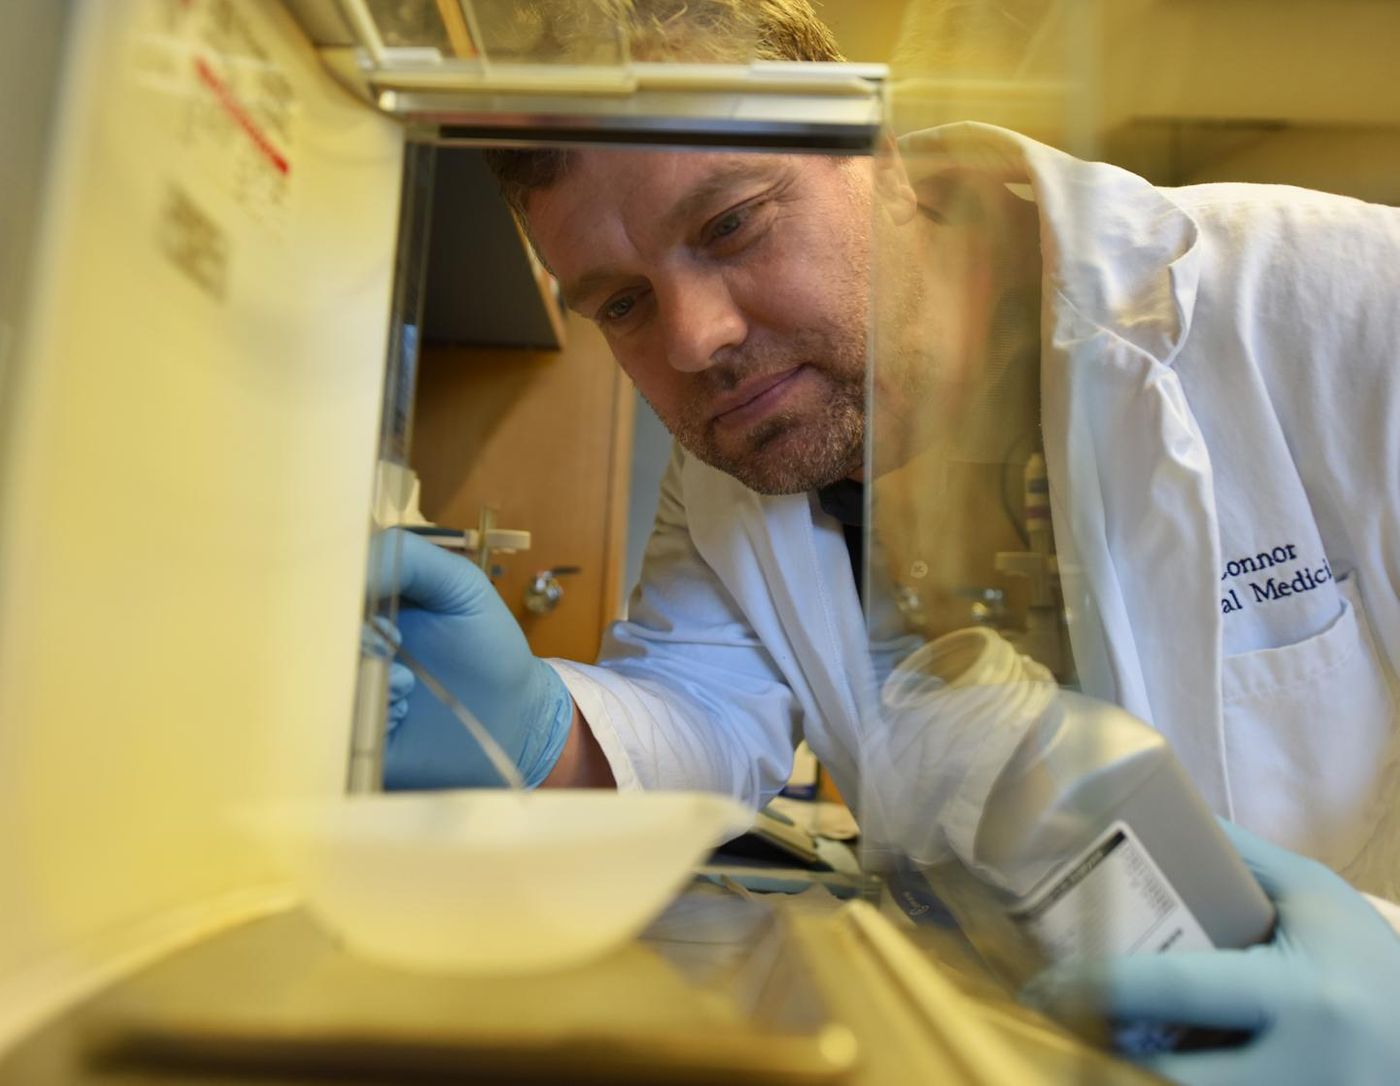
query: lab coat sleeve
[
  {"left": 547, "top": 451, "right": 800, "bottom": 807},
  {"left": 1364, "top": 893, "right": 1400, "bottom": 936}
]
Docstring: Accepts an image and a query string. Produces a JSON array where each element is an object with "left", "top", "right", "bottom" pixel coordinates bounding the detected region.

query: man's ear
[{"left": 873, "top": 134, "right": 920, "bottom": 225}]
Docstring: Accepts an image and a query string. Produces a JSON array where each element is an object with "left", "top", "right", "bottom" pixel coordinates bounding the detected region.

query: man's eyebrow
[
  {"left": 560, "top": 159, "right": 783, "bottom": 312},
  {"left": 658, "top": 159, "right": 784, "bottom": 235},
  {"left": 562, "top": 266, "right": 628, "bottom": 313}
]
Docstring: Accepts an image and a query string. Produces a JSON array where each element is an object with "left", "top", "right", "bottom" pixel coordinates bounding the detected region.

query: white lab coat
[{"left": 551, "top": 124, "right": 1400, "bottom": 902}]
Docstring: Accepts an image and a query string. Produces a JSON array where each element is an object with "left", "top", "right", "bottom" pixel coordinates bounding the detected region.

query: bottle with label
[
  {"left": 915, "top": 627, "right": 1276, "bottom": 965},
  {"left": 982, "top": 689, "right": 1275, "bottom": 961}
]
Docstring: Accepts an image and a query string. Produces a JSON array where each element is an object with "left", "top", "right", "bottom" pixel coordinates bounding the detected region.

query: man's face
[{"left": 525, "top": 149, "right": 873, "bottom": 494}]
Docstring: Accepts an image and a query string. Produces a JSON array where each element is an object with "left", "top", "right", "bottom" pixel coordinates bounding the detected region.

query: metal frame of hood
[
  {"left": 295, "top": 1, "right": 887, "bottom": 152},
  {"left": 387, "top": 68, "right": 887, "bottom": 153}
]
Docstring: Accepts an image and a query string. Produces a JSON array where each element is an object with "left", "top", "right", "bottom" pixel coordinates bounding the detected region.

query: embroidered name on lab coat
[{"left": 1220, "top": 543, "right": 1334, "bottom": 615}]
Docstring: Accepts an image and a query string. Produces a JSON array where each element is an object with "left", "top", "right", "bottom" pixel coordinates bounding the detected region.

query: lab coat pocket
[{"left": 1220, "top": 574, "right": 1399, "bottom": 871}]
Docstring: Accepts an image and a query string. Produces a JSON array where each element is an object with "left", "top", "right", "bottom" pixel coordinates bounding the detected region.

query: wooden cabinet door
[{"left": 410, "top": 313, "right": 634, "bottom": 663}]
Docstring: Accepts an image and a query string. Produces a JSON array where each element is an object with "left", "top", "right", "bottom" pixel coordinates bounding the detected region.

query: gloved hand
[
  {"left": 368, "top": 528, "right": 575, "bottom": 789},
  {"left": 1023, "top": 820, "right": 1400, "bottom": 1086},
  {"left": 359, "top": 620, "right": 415, "bottom": 732}
]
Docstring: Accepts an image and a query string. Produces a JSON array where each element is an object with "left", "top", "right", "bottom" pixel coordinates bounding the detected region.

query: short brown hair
[{"left": 483, "top": 0, "right": 844, "bottom": 219}]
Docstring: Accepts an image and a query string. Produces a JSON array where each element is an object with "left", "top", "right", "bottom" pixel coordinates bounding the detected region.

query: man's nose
[{"left": 656, "top": 270, "right": 747, "bottom": 373}]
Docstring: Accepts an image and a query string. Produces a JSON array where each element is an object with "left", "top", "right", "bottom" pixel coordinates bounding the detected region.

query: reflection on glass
[
  {"left": 363, "top": 0, "right": 455, "bottom": 53},
  {"left": 860, "top": 0, "right": 1285, "bottom": 1057},
  {"left": 344, "top": 0, "right": 1395, "bottom": 1070},
  {"left": 469, "top": 0, "right": 628, "bottom": 65},
  {"left": 354, "top": 0, "right": 777, "bottom": 68}
]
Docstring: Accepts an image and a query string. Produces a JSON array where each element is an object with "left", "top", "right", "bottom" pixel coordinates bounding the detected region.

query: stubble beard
[{"left": 648, "top": 324, "right": 867, "bottom": 496}]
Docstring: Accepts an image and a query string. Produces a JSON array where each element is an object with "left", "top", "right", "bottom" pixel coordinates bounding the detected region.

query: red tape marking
[{"left": 194, "top": 55, "right": 290, "bottom": 177}]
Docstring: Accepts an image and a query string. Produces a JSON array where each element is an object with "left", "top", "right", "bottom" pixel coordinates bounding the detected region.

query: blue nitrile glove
[
  {"left": 369, "top": 529, "right": 574, "bottom": 789},
  {"left": 386, "top": 659, "right": 414, "bottom": 731},
  {"left": 1023, "top": 821, "right": 1400, "bottom": 1086},
  {"left": 360, "top": 620, "right": 415, "bottom": 732}
]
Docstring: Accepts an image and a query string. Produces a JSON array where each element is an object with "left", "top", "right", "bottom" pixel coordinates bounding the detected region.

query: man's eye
[
  {"left": 707, "top": 201, "right": 766, "bottom": 246},
  {"left": 600, "top": 295, "right": 636, "bottom": 322},
  {"left": 711, "top": 211, "right": 744, "bottom": 239}
]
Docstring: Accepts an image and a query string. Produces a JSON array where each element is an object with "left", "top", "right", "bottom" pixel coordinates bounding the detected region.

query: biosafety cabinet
[{"left": 0, "top": 1, "right": 1395, "bottom": 1082}]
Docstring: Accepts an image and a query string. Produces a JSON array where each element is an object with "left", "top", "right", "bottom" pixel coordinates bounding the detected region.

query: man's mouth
[{"left": 710, "top": 366, "right": 806, "bottom": 429}]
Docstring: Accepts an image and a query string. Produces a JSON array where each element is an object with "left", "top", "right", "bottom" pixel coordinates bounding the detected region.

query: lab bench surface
[{"left": 0, "top": 880, "right": 1156, "bottom": 1085}]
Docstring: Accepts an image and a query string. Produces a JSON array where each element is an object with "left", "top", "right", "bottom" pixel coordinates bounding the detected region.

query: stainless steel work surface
[
  {"left": 0, "top": 884, "right": 851, "bottom": 1085},
  {"left": 0, "top": 881, "right": 1153, "bottom": 1085}
]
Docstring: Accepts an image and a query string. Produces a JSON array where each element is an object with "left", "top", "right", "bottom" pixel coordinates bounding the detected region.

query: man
[{"left": 377, "top": 1, "right": 1400, "bottom": 1081}]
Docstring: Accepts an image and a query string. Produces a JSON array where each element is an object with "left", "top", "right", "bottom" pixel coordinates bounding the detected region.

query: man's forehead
[{"left": 544, "top": 148, "right": 794, "bottom": 213}]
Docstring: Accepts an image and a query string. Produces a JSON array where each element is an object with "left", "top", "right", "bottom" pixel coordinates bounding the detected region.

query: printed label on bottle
[{"left": 1008, "top": 820, "right": 1213, "bottom": 960}]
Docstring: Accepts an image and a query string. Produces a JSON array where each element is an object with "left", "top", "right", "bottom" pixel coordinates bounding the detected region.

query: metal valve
[{"left": 523, "top": 566, "right": 581, "bottom": 615}]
